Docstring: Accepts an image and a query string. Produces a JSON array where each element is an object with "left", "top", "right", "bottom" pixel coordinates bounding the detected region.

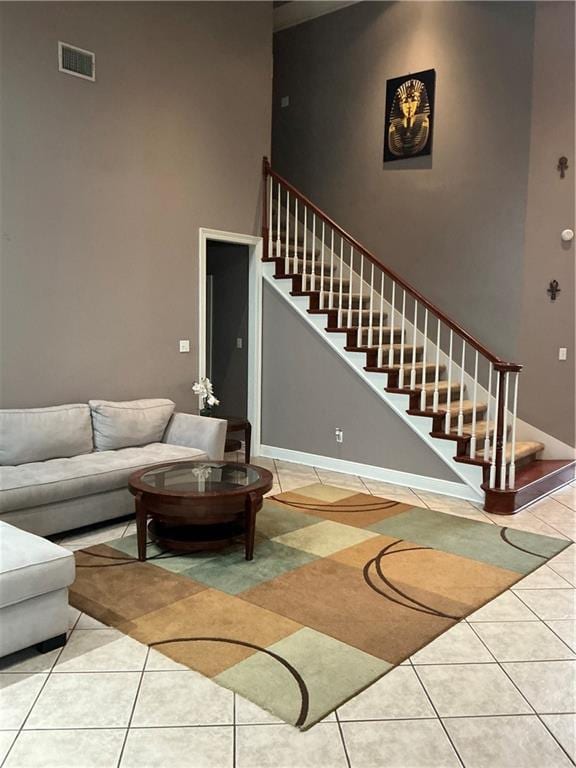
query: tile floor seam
[
  {"left": 116, "top": 646, "right": 150, "bottom": 768},
  {"left": 334, "top": 710, "right": 352, "bottom": 768},
  {"left": 549, "top": 495, "right": 576, "bottom": 514},
  {"left": 466, "top": 617, "right": 576, "bottom": 764},
  {"left": 0, "top": 640, "right": 67, "bottom": 768},
  {"left": 409, "top": 661, "right": 466, "bottom": 768},
  {"left": 512, "top": 591, "right": 576, "bottom": 651},
  {"left": 233, "top": 693, "right": 236, "bottom": 768}
]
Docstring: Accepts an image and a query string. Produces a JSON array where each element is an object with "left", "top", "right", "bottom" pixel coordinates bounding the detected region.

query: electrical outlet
[
  {"left": 335, "top": 427, "right": 343, "bottom": 444},
  {"left": 559, "top": 347, "right": 568, "bottom": 361},
  {"left": 179, "top": 339, "right": 190, "bottom": 353}
]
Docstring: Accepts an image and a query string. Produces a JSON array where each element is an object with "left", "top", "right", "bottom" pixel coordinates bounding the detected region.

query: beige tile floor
[{"left": 0, "top": 458, "right": 574, "bottom": 768}]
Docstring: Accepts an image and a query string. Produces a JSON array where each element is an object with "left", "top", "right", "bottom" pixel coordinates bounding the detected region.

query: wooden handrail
[{"left": 263, "top": 157, "right": 521, "bottom": 372}]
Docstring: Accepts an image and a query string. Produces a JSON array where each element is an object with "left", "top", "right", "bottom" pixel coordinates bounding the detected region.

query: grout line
[
  {"left": 1, "top": 639, "right": 68, "bottom": 768},
  {"left": 467, "top": 619, "right": 576, "bottom": 764},
  {"left": 547, "top": 495, "right": 576, "bottom": 514},
  {"left": 336, "top": 711, "right": 575, "bottom": 723},
  {"left": 232, "top": 693, "right": 236, "bottom": 768},
  {"left": 334, "top": 709, "right": 352, "bottom": 768},
  {"left": 511, "top": 592, "right": 576, "bottom": 655},
  {"left": 409, "top": 661, "right": 465, "bottom": 767},
  {"left": 115, "top": 646, "right": 150, "bottom": 767}
]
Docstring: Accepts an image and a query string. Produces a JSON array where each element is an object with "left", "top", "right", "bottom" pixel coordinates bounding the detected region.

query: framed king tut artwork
[{"left": 383, "top": 69, "right": 436, "bottom": 162}]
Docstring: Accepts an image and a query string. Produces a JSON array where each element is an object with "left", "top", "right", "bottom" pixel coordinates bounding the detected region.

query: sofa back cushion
[
  {"left": 0, "top": 404, "right": 93, "bottom": 466},
  {"left": 89, "top": 398, "right": 175, "bottom": 451}
]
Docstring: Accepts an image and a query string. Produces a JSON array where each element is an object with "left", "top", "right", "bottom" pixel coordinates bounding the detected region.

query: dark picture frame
[{"left": 383, "top": 69, "right": 436, "bottom": 163}]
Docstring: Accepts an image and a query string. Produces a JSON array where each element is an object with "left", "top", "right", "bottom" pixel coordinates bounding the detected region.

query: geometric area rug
[{"left": 69, "top": 483, "right": 570, "bottom": 730}]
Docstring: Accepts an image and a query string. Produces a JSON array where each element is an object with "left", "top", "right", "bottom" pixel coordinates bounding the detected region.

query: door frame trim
[{"left": 198, "top": 228, "right": 263, "bottom": 456}]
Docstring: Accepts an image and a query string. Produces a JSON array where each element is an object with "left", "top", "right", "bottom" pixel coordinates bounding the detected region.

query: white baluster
[
  {"left": 509, "top": 373, "right": 520, "bottom": 488},
  {"left": 311, "top": 214, "right": 316, "bottom": 292},
  {"left": 500, "top": 372, "right": 510, "bottom": 490},
  {"left": 483, "top": 363, "right": 493, "bottom": 461},
  {"left": 432, "top": 317, "right": 441, "bottom": 412},
  {"left": 444, "top": 330, "right": 454, "bottom": 433},
  {"left": 489, "top": 375, "right": 500, "bottom": 489},
  {"left": 398, "top": 290, "right": 407, "bottom": 388},
  {"left": 329, "top": 230, "right": 335, "bottom": 310},
  {"left": 338, "top": 237, "right": 344, "bottom": 328},
  {"left": 368, "top": 263, "right": 375, "bottom": 347},
  {"left": 356, "top": 254, "right": 364, "bottom": 347},
  {"left": 470, "top": 350, "right": 479, "bottom": 457},
  {"left": 378, "top": 271, "right": 385, "bottom": 368},
  {"left": 420, "top": 309, "right": 428, "bottom": 411},
  {"left": 268, "top": 175, "right": 273, "bottom": 259},
  {"left": 284, "top": 190, "right": 290, "bottom": 275},
  {"left": 293, "top": 198, "right": 298, "bottom": 277},
  {"left": 275, "top": 182, "right": 281, "bottom": 261},
  {"left": 388, "top": 281, "right": 396, "bottom": 368},
  {"left": 410, "top": 300, "right": 418, "bottom": 390},
  {"left": 457, "top": 341, "right": 466, "bottom": 435},
  {"left": 302, "top": 206, "right": 308, "bottom": 292},
  {"left": 347, "top": 246, "right": 354, "bottom": 330},
  {"left": 320, "top": 222, "right": 326, "bottom": 311}
]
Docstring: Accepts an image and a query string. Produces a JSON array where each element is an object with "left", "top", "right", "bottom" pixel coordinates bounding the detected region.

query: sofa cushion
[
  {"left": 0, "top": 404, "right": 93, "bottom": 466},
  {"left": 89, "top": 399, "right": 175, "bottom": 451},
  {"left": 0, "top": 521, "right": 75, "bottom": 609},
  {"left": 0, "top": 443, "right": 207, "bottom": 514}
]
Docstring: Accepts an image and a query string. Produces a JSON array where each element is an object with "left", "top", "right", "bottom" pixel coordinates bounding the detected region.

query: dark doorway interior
[{"left": 206, "top": 241, "right": 249, "bottom": 419}]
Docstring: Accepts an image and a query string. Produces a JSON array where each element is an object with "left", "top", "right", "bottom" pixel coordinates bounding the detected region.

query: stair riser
[
  {"left": 319, "top": 296, "right": 371, "bottom": 310},
  {"left": 326, "top": 311, "right": 388, "bottom": 329},
  {"left": 366, "top": 348, "right": 424, "bottom": 366},
  {"left": 289, "top": 275, "right": 351, "bottom": 294},
  {"left": 344, "top": 328, "right": 404, "bottom": 346},
  {"left": 405, "top": 386, "right": 462, "bottom": 408},
  {"left": 274, "top": 259, "right": 337, "bottom": 278},
  {"left": 387, "top": 367, "right": 445, "bottom": 386}
]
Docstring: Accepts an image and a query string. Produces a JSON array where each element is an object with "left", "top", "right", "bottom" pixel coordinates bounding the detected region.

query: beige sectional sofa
[{"left": 0, "top": 399, "right": 227, "bottom": 536}]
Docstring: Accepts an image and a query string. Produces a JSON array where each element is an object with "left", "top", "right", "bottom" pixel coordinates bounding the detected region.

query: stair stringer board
[{"left": 263, "top": 261, "right": 485, "bottom": 501}]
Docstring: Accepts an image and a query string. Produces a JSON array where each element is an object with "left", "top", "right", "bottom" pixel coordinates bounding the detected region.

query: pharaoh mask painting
[{"left": 384, "top": 69, "right": 436, "bottom": 162}]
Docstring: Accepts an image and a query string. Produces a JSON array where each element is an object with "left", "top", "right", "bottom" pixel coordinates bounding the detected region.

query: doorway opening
[
  {"left": 206, "top": 240, "right": 249, "bottom": 419},
  {"left": 197, "top": 228, "right": 262, "bottom": 455}
]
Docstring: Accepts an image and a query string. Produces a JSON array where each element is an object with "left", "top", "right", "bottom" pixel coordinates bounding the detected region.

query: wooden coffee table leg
[
  {"left": 135, "top": 493, "right": 147, "bottom": 562},
  {"left": 244, "top": 491, "right": 258, "bottom": 561},
  {"left": 245, "top": 423, "right": 252, "bottom": 464}
]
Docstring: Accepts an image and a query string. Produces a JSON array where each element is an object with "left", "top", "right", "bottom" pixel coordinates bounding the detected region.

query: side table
[{"left": 224, "top": 416, "right": 251, "bottom": 463}]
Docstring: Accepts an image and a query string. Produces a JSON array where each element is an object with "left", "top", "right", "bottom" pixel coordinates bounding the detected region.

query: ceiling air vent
[{"left": 58, "top": 42, "right": 95, "bottom": 81}]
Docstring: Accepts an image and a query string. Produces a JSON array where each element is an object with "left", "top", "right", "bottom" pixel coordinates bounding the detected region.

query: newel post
[
  {"left": 262, "top": 156, "right": 270, "bottom": 259},
  {"left": 494, "top": 367, "right": 507, "bottom": 489}
]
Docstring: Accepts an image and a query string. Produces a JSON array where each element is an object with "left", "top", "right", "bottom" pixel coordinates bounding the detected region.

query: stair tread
[
  {"left": 475, "top": 440, "right": 544, "bottom": 462},
  {"left": 513, "top": 459, "right": 576, "bottom": 489},
  {"left": 421, "top": 381, "right": 461, "bottom": 393}
]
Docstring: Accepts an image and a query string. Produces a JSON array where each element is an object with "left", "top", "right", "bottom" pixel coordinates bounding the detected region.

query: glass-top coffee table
[{"left": 128, "top": 461, "right": 273, "bottom": 562}]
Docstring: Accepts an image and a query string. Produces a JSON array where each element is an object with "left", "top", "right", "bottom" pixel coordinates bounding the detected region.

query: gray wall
[
  {"left": 272, "top": 0, "right": 575, "bottom": 446},
  {"left": 0, "top": 1, "right": 271, "bottom": 411},
  {"left": 206, "top": 241, "right": 249, "bottom": 419},
  {"left": 517, "top": 2, "right": 575, "bottom": 446},
  {"left": 272, "top": 0, "right": 534, "bottom": 363},
  {"left": 262, "top": 282, "right": 461, "bottom": 482}
]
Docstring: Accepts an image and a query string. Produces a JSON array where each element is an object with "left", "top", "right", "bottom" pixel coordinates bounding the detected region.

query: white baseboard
[
  {"left": 258, "top": 444, "right": 484, "bottom": 503},
  {"left": 516, "top": 418, "right": 576, "bottom": 460}
]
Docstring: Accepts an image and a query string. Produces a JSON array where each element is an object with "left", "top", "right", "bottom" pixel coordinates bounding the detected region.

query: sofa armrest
[{"left": 162, "top": 413, "right": 227, "bottom": 460}]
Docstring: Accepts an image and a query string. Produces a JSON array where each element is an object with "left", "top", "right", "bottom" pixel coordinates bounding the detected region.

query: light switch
[
  {"left": 179, "top": 339, "right": 190, "bottom": 353},
  {"left": 236, "top": 338, "right": 243, "bottom": 349},
  {"left": 281, "top": 95, "right": 289, "bottom": 108},
  {"left": 559, "top": 347, "right": 567, "bottom": 361}
]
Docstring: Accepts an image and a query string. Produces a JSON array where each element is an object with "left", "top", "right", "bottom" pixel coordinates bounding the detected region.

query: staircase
[{"left": 261, "top": 158, "right": 575, "bottom": 513}]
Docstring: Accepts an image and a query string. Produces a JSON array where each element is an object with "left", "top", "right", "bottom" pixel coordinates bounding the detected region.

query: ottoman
[{"left": 0, "top": 521, "right": 75, "bottom": 657}]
